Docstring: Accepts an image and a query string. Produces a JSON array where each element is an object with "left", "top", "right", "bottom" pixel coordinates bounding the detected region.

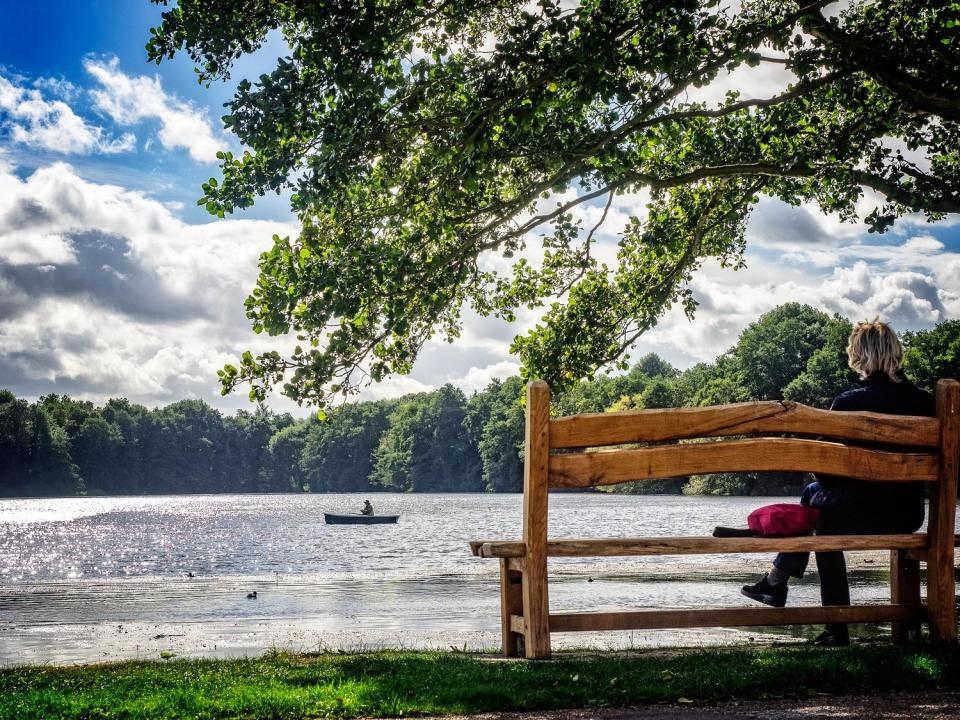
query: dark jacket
[{"left": 817, "top": 372, "right": 934, "bottom": 534}]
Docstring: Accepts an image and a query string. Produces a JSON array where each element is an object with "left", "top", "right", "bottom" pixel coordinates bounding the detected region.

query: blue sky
[
  {"left": 0, "top": 1, "right": 292, "bottom": 224},
  {"left": 1, "top": 1, "right": 959, "bottom": 414}
]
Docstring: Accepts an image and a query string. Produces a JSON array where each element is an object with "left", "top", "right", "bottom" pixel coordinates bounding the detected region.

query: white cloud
[
  {"left": 31, "top": 76, "right": 81, "bottom": 103},
  {"left": 640, "top": 237, "right": 959, "bottom": 368},
  {"left": 84, "top": 57, "right": 226, "bottom": 162},
  {"left": 818, "top": 262, "right": 947, "bottom": 326},
  {"left": 0, "top": 74, "right": 134, "bottom": 155},
  {"left": 0, "top": 159, "right": 529, "bottom": 411},
  {"left": 351, "top": 375, "right": 435, "bottom": 401},
  {"left": 0, "top": 160, "right": 301, "bottom": 411},
  {"left": 683, "top": 59, "right": 798, "bottom": 109},
  {"left": 0, "top": 156, "right": 957, "bottom": 413},
  {"left": 902, "top": 235, "right": 944, "bottom": 254},
  {"left": 455, "top": 361, "right": 523, "bottom": 394}
]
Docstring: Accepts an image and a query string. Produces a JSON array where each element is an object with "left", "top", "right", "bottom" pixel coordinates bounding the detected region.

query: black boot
[
  {"left": 813, "top": 623, "right": 849, "bottom": 646},
  {"left": 740, "top": 574, "right": 788, "bottom": 608}
]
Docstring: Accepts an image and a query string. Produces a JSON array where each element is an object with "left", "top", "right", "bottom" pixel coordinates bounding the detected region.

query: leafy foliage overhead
[{"left": 148, "top": 0, "right": 960, "bottom": 406}]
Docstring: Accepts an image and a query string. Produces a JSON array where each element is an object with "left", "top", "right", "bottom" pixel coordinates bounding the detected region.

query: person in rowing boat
[{"left": 361, "top": 499, "right": 374, "bottom": 516}]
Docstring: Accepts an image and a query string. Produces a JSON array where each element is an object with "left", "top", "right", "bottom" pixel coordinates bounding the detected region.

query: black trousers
[
  {"left": 773, "top": 546, "right": 849, "bottom": 606},
  {"left": 772, "top": 508, "right": 923, "bottom": 616}
]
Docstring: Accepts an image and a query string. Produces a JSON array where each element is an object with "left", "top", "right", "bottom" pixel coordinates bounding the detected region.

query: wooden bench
[{"left": 470, "top": 380, "right": 960, "bottom": 658}]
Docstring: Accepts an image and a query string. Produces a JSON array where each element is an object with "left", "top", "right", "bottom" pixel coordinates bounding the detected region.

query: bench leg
[
  {"left": 521, "top": 554, "right": 551, "bottom": 658},
  {"left": 521, "top": 381, "right": 552, "bottom": 659},
  {"left": 499, "top": 559, "right": 524, "bottom": 657},
  {"left": 890, "top": 549, "right": 921, "bottom": 643},
  {"left": 929, "top": 380, "right": 959, "bottom": 643}
]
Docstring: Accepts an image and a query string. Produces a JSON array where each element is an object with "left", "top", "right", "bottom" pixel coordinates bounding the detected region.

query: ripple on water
[{"left": 0, "top": 493, "right": 950, "bottom": 664}]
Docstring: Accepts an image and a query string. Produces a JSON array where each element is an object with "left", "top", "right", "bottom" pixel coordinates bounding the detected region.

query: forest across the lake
[{"left": 3, "top": 303, "right": 959, "bottom": 498}]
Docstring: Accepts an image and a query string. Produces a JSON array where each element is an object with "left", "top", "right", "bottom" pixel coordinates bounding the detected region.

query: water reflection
[{"left": 0, "top": 493, "right": 950, "bottom": 665}]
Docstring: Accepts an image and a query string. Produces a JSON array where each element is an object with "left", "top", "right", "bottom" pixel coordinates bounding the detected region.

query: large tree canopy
[{"left": 148, "top": 0, "right": 960, "bottom": 406}]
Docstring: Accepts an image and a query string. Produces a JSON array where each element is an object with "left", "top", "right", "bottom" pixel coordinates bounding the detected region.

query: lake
[{"left": 0, "top": 493, "right": 948, "bottom": 665}]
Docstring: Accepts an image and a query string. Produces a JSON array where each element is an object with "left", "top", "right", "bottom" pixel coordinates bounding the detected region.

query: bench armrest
[{"left": 470, "top": 540, "right": 526, "bottom": 558}]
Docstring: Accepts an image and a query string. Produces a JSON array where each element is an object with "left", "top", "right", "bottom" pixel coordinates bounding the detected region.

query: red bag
[{"left": 747, "top": 503, "right": 820, "bottom": 536}]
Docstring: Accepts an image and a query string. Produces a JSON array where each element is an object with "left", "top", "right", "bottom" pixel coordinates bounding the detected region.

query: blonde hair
[{"left": 846, "top": 319, "right": 903, "bottom": 382}]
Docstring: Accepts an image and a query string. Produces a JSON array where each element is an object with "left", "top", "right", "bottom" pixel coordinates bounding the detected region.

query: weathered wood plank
[
  {"left": 472, "top": 541, "right": 526, "bottom": 558},
  {"left": 521, "top": 380, "right": 552, "bottom": 659},
  {"left": 908, "top": 534, "right": 960, "bottom": 562},
  {"left": 545, "top": 534, "right": 928, "bottom": 556},
  {"left": 549, "top": 604, "right": 926, "bottom": 632},
  {"left": 549, "top": 438, "right": 938, "bottom": 488},
  {"left": 891, "top": 549, "right": 922, "bottom": 644},
  {"left": 499, "top": 559, "right": 524, "bottom": 657},
  {"left": 505, "top": 556, "right": 525, "bottom": 572},
  {"left": 471, "top": 534, "right": 927, "bottom": 558},
  {"left": 928, "top": 379, "right": 959, "bottom": 643},
  {"left": 482, "top": 542, "right": 525, "bottom": 558},
  {"left": 550, "top": 402, "right": 940, "bottom": 449}
]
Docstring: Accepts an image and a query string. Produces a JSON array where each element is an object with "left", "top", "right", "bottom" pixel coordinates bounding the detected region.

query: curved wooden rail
[
  {"left": 550, "top": 401, "right": 940, "bottom": 449},
  {"left": 549, "top": 437, "right": 938, "bottom": 488}
]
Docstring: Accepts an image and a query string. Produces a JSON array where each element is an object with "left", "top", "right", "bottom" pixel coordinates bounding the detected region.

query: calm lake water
[{"left": 0, "top": 493, "right": 952, "bottom": 665}]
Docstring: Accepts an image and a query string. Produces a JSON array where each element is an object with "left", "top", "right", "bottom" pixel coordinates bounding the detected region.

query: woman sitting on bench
[{"left": 740, "top": 320, "right": 934, "bottom": 646}]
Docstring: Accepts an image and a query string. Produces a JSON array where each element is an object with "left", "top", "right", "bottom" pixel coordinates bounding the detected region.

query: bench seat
[{"left": 470, "top": 533, "right": 936, "bottom": 559}]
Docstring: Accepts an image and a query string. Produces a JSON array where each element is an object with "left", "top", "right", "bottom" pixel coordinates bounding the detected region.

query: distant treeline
[{"left": 2, "top": 303, "right": 959, "bottom": 498}]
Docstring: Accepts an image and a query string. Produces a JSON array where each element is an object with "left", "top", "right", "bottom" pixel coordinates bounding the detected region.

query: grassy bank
[{"left": 2, "top": 644, "right": 959, "bottom": 720}]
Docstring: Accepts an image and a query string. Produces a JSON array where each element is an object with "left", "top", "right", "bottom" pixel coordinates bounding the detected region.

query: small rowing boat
[{"left": 323, "top": 513, "right": 400, "bottom": 525}]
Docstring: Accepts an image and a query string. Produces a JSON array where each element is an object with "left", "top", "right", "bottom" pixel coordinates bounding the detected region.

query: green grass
[{"left": 2, "top": 644, "right": 959, "bottom": 720}]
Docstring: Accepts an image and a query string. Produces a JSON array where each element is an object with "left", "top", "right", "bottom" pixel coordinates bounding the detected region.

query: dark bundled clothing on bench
[
  {"left": 774, "top": 372, "right": 935, "bottom": 609},
  {"left": 818, "top": 371, "right": 935, "bottom": 534}
]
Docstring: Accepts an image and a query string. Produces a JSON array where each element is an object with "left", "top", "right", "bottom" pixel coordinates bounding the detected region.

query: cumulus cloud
[
  {"left": 0, "top": 158, "right": 537, "bottom": 410},
  {"left": 747, "top": 197, "right": 840, "bottom": 247},
  {"left": 408, "top": 341, "right": 511, "bottom": 388},
  {"left": 0, "top": 159, "right": 529, "bottom": 410},
  {"left": 640, "top": 239, "right": 959, "bottom": 368},
  {"left": 818, "top": 262, "right": 947, "bottom": 326},
  {"left": 0, "top": 161, "right": 299, "bottom": 410},
  {"left": 0, "top": 152, "right": 957, "bottom": 413},
  {"left": 84, "top": 57, "right": 226, "bottom": 162},
  {"left": 0, "top": 230, "right": 202, "bottom": 322},
  {"left": 0, "top": 74, "right": 134, "bottom": 155},
  {"left": 684, "top": 57, "right": 798, "bottom": 109},
  {"left": 744, "top": 191, "right": 899, "bottom": 251},
  {"left": 454, "top": 361, "right": 524, "bottom": 394}
]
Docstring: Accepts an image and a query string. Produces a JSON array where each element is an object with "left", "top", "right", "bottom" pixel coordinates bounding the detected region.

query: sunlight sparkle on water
[{"left": 1, "top": 493, "right": 955, "bottom": 665}]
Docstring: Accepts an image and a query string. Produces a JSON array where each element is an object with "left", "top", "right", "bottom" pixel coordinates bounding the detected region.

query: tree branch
[
  {"left": 555, "top": 189, "right": 614, "bottom": 297},
  {"left": 803, "top": 10, "right": 960, "bottom": 122},
  {"left": 465, "top": 1, "right": 836, "bottom": 245},
  {"left": 618, "top": 162, "right": 960, "bottom": 214},
  {"left": 613, "top": 178, "right": 765, "bottom": 355},
  {"left": 633, "top": 70, "right": 848, "bottom": 127},
  {"left": 480, "top": 182, "right": 619, "bottom": 252}
]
